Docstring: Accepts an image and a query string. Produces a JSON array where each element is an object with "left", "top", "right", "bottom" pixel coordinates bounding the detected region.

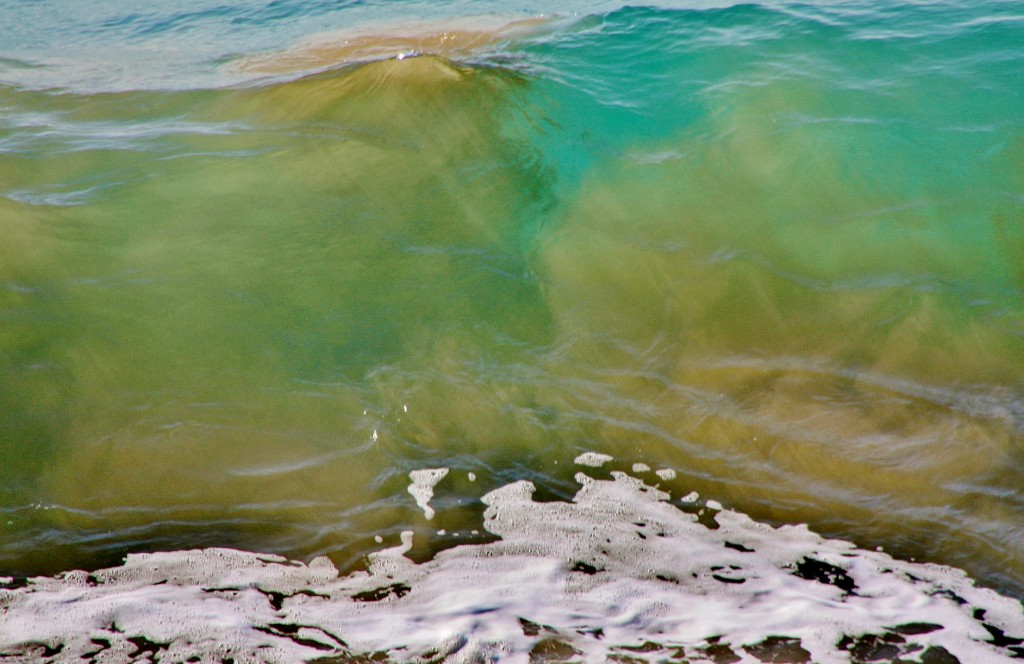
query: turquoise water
[{"left": 1, "top": 0, "right": 1023, "bottom": 603}]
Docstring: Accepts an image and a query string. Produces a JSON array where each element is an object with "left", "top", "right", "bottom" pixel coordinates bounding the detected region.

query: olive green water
[{"left": 1, "top": 9, "right": 1023, "bottom": 598}]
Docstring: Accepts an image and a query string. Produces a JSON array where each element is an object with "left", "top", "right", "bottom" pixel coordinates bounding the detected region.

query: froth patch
[
  {"left": 235, "top": 16, "right": 548, "bottom": 75},
  {"left": 574, "top": 451, "right": 613, "bottom": 467},
  {"left": 1, "top": 472, "right": 1023, "bottom": 662},
  {"left": 408, "top": 467, "right": 449, "bottom": 520}
]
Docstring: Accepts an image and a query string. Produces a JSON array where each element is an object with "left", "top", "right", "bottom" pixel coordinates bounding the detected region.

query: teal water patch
[{"left": 521, "top": 3, "right": 1024, "bottom": 228}]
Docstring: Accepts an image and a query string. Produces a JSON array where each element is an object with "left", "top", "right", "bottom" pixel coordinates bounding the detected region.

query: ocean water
[{"left": 1, "top": 0, "right": 1022, "bottom": 625}]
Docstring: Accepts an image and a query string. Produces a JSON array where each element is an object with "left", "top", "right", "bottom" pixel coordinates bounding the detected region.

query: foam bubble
[
  {"left": 408, "top": 468, "right": 450, "bottom": 520},
  {"left": 574, "top": 452, "right": 613, "bottom": 467},
  {"left": 2, "top": 471, "right": 1022, "bottom": 662}
]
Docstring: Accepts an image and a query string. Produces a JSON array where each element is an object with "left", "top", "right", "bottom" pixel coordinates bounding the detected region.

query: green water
[{"left": 1, "top": 3, "right": 1023, "bottom": 598}]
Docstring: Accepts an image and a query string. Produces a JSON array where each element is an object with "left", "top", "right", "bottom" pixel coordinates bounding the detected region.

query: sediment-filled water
[{"left": 1, "top": 0, "right": 1022, "bottom": 614}]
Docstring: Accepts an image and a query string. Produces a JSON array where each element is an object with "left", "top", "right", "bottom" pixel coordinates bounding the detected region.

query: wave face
[{"left": 0, "top": 0, "right": 1023, "bottom": 625}]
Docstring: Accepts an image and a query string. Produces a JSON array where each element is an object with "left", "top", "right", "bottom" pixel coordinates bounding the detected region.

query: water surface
[{"left": 1, "top": 0, "right": 1022, "bottom": 601}]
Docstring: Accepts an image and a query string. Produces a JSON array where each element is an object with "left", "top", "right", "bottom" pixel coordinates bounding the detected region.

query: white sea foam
[
  {"left": 574, "top": 451, "right": 613, "bottom": 467},
  {"left": 408, "top": 467, "right": 450, "bottom": 520},
  {"left": 656, "top": 468, "right": 677, "bottom": 480},
  {"left": 1, "top": 470, "right": 1023, "bottom": 662}
]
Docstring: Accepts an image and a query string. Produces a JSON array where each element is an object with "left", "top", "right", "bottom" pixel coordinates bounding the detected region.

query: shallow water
[{"left": 0, "top": 0, "right": 1022, "bottom": 605}]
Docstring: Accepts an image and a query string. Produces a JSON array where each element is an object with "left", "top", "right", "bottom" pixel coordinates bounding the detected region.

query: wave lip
[
  {"left": 2, "top": 470, "right": 1022, "bottom": 662},
  {"left": 231, "top": 15, "right": 550, "bottom": 78}
]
